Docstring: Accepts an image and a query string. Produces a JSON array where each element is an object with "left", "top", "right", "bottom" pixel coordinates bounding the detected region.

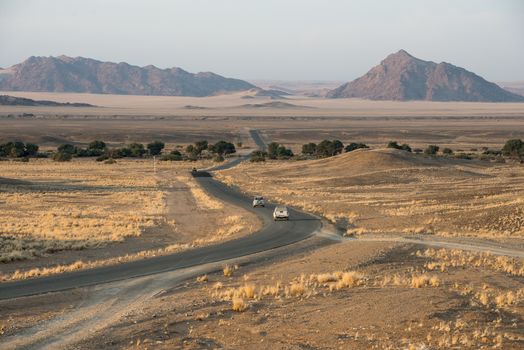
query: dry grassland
[
  {"left": 218, "top": 148, "right": 524, "bottom": 240},
  {"left": 0, "top": 158, "right": 260, "bottom": 280},
  {"left": 69, "top": 241, "right": 523, "bottom": 349},
  {"left": 0, "top": 159, "right": 165, "bottom": 264}
]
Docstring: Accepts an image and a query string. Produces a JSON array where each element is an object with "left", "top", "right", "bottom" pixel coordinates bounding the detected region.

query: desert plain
[{"left": 1, "top": 92, "right": 524, "bottom": 349}]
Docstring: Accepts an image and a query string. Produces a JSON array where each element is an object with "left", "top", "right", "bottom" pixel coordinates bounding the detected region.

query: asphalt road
[{"left": 0, "top": 130, "right": 321, "bottom": 300}]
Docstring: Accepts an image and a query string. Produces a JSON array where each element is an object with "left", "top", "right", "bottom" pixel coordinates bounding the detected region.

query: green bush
[
  {"left": 53, "top": 152, "right": 72, "bottom": 162},
  {"left": 502, "top": 139, "right": 524, "bottom": 158},
  {"left": 147, "top": 140, "right": 165, "bottom": 156},
  {"left": 250, "top": 150, "right": 267, "bottom": 162},
  {"left": 301, "top": 142, "right": 317, "bottom": 155},
  {"left": 345, "top": 142, "right": 369, "bottom": 152}
]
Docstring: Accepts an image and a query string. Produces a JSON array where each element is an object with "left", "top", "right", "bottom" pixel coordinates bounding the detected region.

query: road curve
[{"left": 0, "top": 131, "right": 321, "bottom": 300}]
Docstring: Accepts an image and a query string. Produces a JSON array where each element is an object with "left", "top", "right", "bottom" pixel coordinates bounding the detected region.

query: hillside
[
  {"left": 327, "top": 50, "right": 524, "bottom": 102},
  {"left": 0, "top": 56, "right": 255, "bottom": 97}
]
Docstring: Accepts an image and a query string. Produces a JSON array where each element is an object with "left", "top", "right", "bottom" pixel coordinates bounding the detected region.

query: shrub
[
  {"left": 301, "top": 142, "right": 317, "bottom": 155},
  {"left": 147, "top": 141, "right": 165, "bottom": 156},
  {"left": 316, "top": 140, "right": 344, "bottom": 157},
  {"left": 387, "top": 141, "right": 411, "bottom": 152},
  {"left": 57, "top": 143, "right": 76, "bottom": 154},
  {"left": 211, "top": 141, "right": 236, "bottom": 156},
  {"left": 53, "top": 151, "right": 72, "bottom": 162},
  {"left": 442, "top": 148, "right": 453, "bottom": 155},
  {"left": 127, "top": 143, "right": 146, "bottom": 157},
  {"left": 344, "top": 142, "right": 369, "bottom": 152},
  {"left": 502, "top": 139, "right": 524, "bottom": 158},
  {"left": 250, "top": 150, "right": 267, "bottom": 162},
  {"left": 424, "top": 145, "right": 440, "bottom": 155},
  {"left": 104, "top": 159, "right": 117, "bottom": 164},
  {"left": 214, "top": 155, "right": 225, "bottom": 162},
  {"left": 87, "top": 140, "right": 106, "bottom": 152}
]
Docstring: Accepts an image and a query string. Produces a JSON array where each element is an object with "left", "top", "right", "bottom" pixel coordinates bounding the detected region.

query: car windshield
[{"left": 255, "top": 196, "right": 263, "bottom": 200}]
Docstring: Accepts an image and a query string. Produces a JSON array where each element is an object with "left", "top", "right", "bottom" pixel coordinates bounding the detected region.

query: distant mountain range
[
  {"left": 0, "top": 56, "right": 255, "bottom": 97},
  {"left": 327, "top": 50, "right": 524, "bottom": 102},
  {"left": 0, "top": 94, "right": 93, "bottom": 107}
]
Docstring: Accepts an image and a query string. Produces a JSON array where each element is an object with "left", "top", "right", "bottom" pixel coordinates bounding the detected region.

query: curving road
[{"left": 0, "top": 130, "right": 321, "bottom": 300}]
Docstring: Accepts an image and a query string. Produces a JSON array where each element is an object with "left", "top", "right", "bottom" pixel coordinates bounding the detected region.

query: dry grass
[
  {"left": 218, "top": 148, "right": 524, "bottom": 239},
  {"left": 0, "top": 159, "right": 167, "bottom": 262},
  {"left": 418, "top": 248, "right": 524, "bottom": 277},
  {"left": 175, "top": 175, "right": 223, "bottom": 210}
]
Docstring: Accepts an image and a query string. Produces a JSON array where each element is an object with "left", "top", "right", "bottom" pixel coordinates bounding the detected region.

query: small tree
[
  {"left": 147, "top": 141, "right": 165, "bottom": 156},
  {"left": 502, "top": 139, "right": 524, "bottom": 158},
  {"left": 24, "top": 143, "right": 39, "bottom": 156},
  {"left": 425, "top": 145, "right": 440, "bottom": 155},
  {"left": 301, "top": 143, "right": 317, "bottom": 155},
  {"left": 276, "top": 145, "right": 293, "bottom": 159},
  {"left": 267, "top": 142, "right": 280, "bottom": 159},
  {"left": 57, "top": 143, "right": 76, "bottom": 155},
  {"left": 442, "top": 148, "right": 453, "bottom": 155},
  {"left": 345, "top": 142, "right": 368, "bottom": 152},
  {"left": 387, "top": 141, "right": 401, "bottom": 149},
  {"left": 88, "top": 140, "right": 106, "bottom": 151},
  {"left": 195, "top": 140, "right": 208, "bottom": 155},
  {"left": 250, "top": 150, "right": 267, "bottom": 162},
  {"left": 127, "top": 143, "right": 146, "bottom": 157},
  {"left": 53, "top": 151, "right": 72, "bottom": 162},
  {"left": 212, "top": 141, "right": 236, "bottom": 156}
]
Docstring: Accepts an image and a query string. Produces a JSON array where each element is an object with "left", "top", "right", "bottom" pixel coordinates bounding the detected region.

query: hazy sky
[{"left": 1, "top": 0, "right": 523, "bottom": 82}]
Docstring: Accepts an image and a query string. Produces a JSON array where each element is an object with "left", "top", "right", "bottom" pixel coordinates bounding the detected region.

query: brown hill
[
  {"left": 327, "top": 50, "right": 524, "bottom": 102},
  {"left": 0, "top": 56, "right": 255, "bottom": 97}
]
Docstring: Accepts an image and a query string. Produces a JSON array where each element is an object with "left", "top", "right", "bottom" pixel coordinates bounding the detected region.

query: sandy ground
[
  {"left": 3, "top": 236, "right": 522, "bottom": 349},
  {"left": 0, "top": 158, "right": 261, "bottom": 280},
  {"left": 218, "top": 148, "right": 524, "bottom": 242},
  {"left": 1, "top": 91, "right": 524, "bottom": 117}
]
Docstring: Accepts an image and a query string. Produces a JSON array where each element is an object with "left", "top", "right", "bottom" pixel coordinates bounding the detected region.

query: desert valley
[{"left": 1, "top": 2, "right": 524, "bottom": 349}]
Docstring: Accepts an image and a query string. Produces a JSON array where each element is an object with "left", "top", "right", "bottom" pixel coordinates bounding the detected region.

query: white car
[
  {"left": 252, "top": 195, "right": 265, "bottom": 207},
  {"left": 273, "top": 206, "right": 289, "bottom": 221}
]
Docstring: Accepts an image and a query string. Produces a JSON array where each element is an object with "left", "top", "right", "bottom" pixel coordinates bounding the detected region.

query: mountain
[
  {"left": 0, "top": 56, "right": 255, "bottom": 96},
  {"left": 327, "top": 50, "right": 524, "bottom": 102},
  {"left": 0, "top": 94, "right": 94, "bottom": 107}
]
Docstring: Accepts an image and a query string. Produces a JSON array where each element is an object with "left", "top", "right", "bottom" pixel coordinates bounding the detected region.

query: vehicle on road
[
  {"left": 191, "top": 167, "right": 197, "bottom": 174},
  {"left": 273, "top": 206, "right": 289, "bottom": 221},
  {"left": 252, "top": 195, "right": 265, "bottom": 207}
]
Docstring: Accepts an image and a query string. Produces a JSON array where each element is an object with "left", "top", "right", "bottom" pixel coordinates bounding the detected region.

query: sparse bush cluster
[
  {"left": 387, "top": 141, "right": 412, "bottom": 152},
  {"left": 300, "top": 140, "right": 368, "bottom": 159},
  {"left": 0, "top": 141, "right": 39, "bottom": 158},
  {"left": 47, "top": 139, "right": 237, "bottom": 162}
]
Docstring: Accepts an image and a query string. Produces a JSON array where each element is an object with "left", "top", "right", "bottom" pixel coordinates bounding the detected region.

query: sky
[{"left": 0, "top": 0, "right": 523, "bottom": 82}]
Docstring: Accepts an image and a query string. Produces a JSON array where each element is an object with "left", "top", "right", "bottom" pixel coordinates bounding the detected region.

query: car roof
[{"left": 275, "top": 206, "right": 287, "bottom": 210}]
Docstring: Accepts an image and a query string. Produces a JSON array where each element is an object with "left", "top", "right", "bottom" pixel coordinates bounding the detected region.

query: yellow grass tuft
[
  {"left": 231, "top": 297, "right": 248, "bottom": 312},
  {"left": 223, "top": 265, "right": 233, "bottom": 277}
]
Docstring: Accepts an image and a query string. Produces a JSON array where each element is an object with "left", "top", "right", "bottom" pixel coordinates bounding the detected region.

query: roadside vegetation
[
  {"left": 0, "top": 139, "right": 238, "bottom": 163},
  {"left": 249, "top": 138, "right": 522, "bottom": 163}
]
